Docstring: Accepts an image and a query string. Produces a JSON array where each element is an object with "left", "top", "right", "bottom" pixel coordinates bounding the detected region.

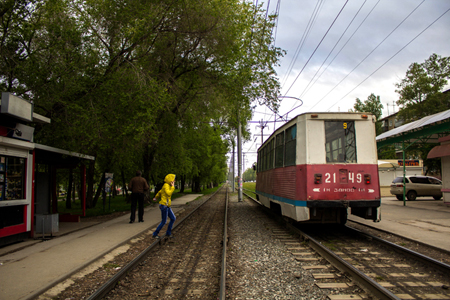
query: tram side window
[
  {"left": 257, "top": 151, "right": 261, "bottom": 172},
  {"left": 262, "top": 145, "right": 267, "bottom": 171},
  {"left": 325, "top": 121, "right": 356, "bottom": 163},
  {"left": 285, "top": 124, "right": 297, "bottom": 166},
  {"left": 275, "top": 132, "right": 284, "bottom": 168},
  {"left": 269, "top": 139, "right": 275, "bottom": 170}
]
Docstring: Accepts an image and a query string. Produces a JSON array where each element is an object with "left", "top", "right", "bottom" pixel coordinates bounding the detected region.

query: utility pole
[
  {"left": 237, "top": 117, "right": 243, "bottom": 202},
  {"left": 232, "top": 144, "right": 235, "bottom": 192},
  {"left": 256, "top": 119, "right": 268, "bottom": 145}
]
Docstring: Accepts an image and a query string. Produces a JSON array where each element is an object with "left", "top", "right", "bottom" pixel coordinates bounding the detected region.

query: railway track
[
  {"left": 51, "top": 187, "right": 228, "bottom": 300},
  {"left": 95, "top": 187, "right": 228, "bottom": 299},
  {"left": 299, "top": 224, "right": 450, "bottom": 300},
  {"left": 243, "top": 191, "right": 450, "bottom": 300},
  {"left": 50, "top": 188, "right": 449, "bottom": 299}
]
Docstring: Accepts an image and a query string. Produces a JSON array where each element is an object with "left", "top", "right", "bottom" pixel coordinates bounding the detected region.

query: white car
[{"left": 390, "top": 175, "right": 442, "bottom": 201}]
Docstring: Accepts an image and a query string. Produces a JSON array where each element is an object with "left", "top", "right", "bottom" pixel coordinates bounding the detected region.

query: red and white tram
[{"left": 255, "top": 112, "right": 381, "bottom": 224}]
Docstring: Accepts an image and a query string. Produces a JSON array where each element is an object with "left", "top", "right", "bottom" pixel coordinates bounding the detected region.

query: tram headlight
[
  {"left": 364, "top": 174, "right": 371, "bottom": 184},
  {"left": 314, "top": 173, "right": 322, "bottom": 184}
]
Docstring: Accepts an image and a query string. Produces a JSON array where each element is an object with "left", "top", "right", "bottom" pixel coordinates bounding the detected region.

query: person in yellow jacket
[{"left": 152, "top": 174, "right": 176, "bottom": 239}]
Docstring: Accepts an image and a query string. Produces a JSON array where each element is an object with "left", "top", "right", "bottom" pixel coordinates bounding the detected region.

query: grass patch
[
  {"left": 242, "top": 182, "right": 256, "bottom": 198},
  {"left": 103, "top": 263, "right": 120, "bottom": 269},
  {"left": 57, "top": 184, "right": 222, "bottom": 218},
  {"left": 323, "top": 241, "right": 338, "bottom": 251}
]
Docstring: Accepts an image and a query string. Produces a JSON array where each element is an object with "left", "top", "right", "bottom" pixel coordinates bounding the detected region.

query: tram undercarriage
[{"left": 258, "top": 194, "right": 380, "bottom": 225}]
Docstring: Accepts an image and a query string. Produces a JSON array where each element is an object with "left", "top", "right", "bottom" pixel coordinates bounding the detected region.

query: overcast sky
[{"left": 235, "top": 0, "right": 450, "bottom": 171}]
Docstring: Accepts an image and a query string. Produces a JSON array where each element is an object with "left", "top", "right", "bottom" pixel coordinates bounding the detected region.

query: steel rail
[
  {"left": 242, "top": 192, "right": 400, "bottom": 300},
  {"left": 218, "top": 187, "right": 229, "bottom": 299},
  {"left": 87, "top": 187, "right": 224, "bottom": 300},
  {"left": 346, "top": 223, "right": 450, "bottom": 276},
  {"left": 287, "top": 223, "right": 400, "bottom": 300}
]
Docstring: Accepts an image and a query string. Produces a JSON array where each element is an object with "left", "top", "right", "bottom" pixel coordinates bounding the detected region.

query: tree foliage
[
  {"left": 395, "top": 53, "right": 450, "bottom": 122},
  {"left": 352, "top": 93, "right": 384, "bottom": 135},
  {"left": 0, "top": 0, "right": 284, "bottom": 204}
]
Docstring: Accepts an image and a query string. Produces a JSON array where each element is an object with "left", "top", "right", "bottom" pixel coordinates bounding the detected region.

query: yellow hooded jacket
[{"left": 155, "top": 174, "right": 176, "bottom": 207}]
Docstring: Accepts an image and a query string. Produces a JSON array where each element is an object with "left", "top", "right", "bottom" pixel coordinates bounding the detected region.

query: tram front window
[{"left": 325, "top": 121, "right": 356, "bottom": 163}]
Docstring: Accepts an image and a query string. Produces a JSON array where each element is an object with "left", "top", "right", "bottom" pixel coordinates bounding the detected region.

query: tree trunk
[
  {"left": 86, "top": 160, "right": 95, "bottom": 208},
  {"left": 179, "top": 175, "right": 185, "bottom": 193},
  {"left": 121, "top": 169, "right": 128, "bottom": 197},
  {"left": 192, "top": 176, "right": 201, "bottom": 193},
  {"left": 92, "top": 172, "right": 105, "bottom": 207},
  {"left": 66, "top": 168, "right": 73, "bottom": 209},
  {"left": 72, "top": 173, "right": 76, "bottom": 203}
]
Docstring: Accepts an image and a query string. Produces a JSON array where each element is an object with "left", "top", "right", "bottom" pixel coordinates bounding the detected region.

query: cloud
[{"left": 241, "top": 0, "right": 450, "bottom": 167}]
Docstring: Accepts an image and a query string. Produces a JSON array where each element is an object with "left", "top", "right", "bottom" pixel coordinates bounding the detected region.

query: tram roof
[{"left": 376, "top": 109, "right": 450, "bottom": 148}]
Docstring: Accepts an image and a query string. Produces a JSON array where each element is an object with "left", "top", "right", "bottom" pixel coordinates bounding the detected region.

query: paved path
[{"left": 0, "top": 194, "right": 202, "bottom": 300}]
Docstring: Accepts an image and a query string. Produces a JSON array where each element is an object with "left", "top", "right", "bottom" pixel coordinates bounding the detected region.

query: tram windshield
[{"left": 325, "top": 121, "right": 356, "bottom": 163}]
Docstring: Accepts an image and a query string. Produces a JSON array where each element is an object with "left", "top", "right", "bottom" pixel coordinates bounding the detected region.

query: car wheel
[
  {"left": 396, "top": 195, "right": 403, "bottom": 201},
  {"left": 407, "top": 190, "right": 417, "bottom": 201},
  {"left": 433, "top": 196, "right": 442, "bottom": 200}
]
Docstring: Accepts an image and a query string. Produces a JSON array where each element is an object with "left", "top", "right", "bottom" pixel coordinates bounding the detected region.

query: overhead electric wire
[
  {"left": 271, "top": 0, "right": 282, "bottom": 46},
  {"left": 299, "top": 0, "right": 368, "bottom": 100},
  {"left": 283, "top": 0, "right": 349, "bottom": 98},
  {"left": 302, "top": 0, "right": 381, "bottom": 99},
  {"left": 326, "top": 6, "right": 450, "bottom": 111},
  {"left": 280, "top": 0, "right": 324, "bottom": 89},
  {"left": 309, "top": 0, "right": 425, "bottom": 111}
]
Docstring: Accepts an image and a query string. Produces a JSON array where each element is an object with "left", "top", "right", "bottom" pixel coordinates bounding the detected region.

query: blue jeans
[{"left": 153, "top": 205, "right": 176, "bottom": 236}]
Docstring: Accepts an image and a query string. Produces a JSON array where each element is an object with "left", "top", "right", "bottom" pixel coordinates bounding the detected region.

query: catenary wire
[
  {"left": 299, "top": 0, "right": 368, "bottom": 100},
  {"left": 280, "top": 0, "right": 324, "bottom": 89},
  {"left": 309, "top": 0, "right": 426, "bottom": 111},
  {"left": 283, "top": 0, "right": 349, "bottom": 98},
  {"left": 326, "top": 6, "right": 450, "bottom": 111},
  {"left": 301, "top": 0, "right": 381, "bottom": 99}
]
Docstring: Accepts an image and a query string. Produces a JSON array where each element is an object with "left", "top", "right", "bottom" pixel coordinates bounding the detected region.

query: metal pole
[
  {"left": 232, "top": 144, "right": 235, "bottom": 192},
  {"left": 403, "top": 138, "right": 406, "bottom": 206},
  {"left": 238, "top": 118, "right": 243, "bottom": 202}
]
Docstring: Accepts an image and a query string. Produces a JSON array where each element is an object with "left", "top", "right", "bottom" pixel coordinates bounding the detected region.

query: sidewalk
[{"left": 0, "top": 194, "right": 203, "bottom": 300}]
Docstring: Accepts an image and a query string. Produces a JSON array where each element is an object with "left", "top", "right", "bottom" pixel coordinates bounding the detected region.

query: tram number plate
[{"left": 325, "top": 172, "right": 363, "bottom": 184}]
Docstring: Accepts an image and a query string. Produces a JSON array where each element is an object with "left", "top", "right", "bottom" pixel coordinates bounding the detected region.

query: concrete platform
[{"left": 0, "top": 194, "right": 203, "bottom": 300}]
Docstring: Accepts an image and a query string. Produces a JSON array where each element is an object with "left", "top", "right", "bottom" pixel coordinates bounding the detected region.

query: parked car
[{"left": 390, "top": 175, "right": 442, "bottom": 201}]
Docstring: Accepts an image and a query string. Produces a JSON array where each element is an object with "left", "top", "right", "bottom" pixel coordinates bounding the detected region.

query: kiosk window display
[{"left": 0, "top": 156, "right": 25, "bottom": 201}]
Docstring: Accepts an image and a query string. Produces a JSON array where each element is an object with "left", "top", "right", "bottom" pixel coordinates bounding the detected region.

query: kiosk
[{"left": 0, "top": 93, "right": 94, "bottom": 246}]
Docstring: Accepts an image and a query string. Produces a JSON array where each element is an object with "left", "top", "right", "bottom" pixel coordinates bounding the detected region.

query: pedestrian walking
[
  {"left": 128, "top": 170, "right": 149, "bottom": 223},
  {"left": 152, "top": 174, "right": 176, "bottom": 239}
]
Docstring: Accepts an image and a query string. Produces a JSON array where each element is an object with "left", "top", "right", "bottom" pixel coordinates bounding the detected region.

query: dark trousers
[{"left": 130, "top": 192, "right": 145, "bottom": 222}]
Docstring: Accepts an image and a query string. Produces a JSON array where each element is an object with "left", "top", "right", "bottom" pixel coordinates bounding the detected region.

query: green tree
[
  {"left": 352, "top": 93, "right": 384, "bottom": 135},
  {"left": 243, "top": 167, "right": 256, "bottom": 182},
  {"left": 395, "top": 53, "right": 450, "bottom": 122},
  {"left": 0, "top": 0, "right": 284, "bottom": 207}
]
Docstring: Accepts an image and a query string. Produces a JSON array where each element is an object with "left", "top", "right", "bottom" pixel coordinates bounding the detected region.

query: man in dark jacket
[{"left": 128, "top": 171, "right": 149, "bottom": 223}]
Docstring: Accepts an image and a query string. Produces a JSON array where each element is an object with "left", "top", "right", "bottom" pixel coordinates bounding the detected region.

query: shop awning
[
  {"left": 378, "top": 160, "right": 399, "bottom": 167},
  {"left": 428, "top": 144, "right": 450, "bottom": 159}
]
